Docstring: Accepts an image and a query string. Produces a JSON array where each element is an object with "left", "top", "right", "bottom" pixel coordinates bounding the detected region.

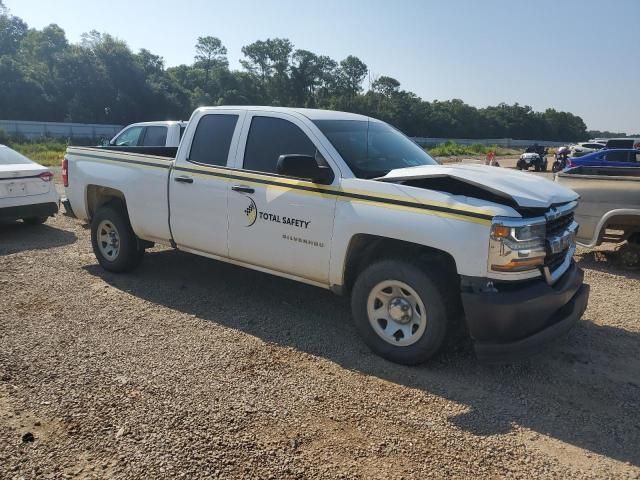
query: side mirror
[{"left": 276, "top": 154, "right": 334, "bottom": 184}]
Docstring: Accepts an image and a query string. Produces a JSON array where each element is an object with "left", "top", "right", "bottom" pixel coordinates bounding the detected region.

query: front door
[
  {"left": 227, "top": 113, "right": 337, "bottom": 284},
  {"left": 169, "top": 111, "right": 245, "bottom": 257}
]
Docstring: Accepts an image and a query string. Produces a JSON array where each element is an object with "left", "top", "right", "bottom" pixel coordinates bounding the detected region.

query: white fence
[
  {"left": 411, "top": 137, "right": 569, "bottom": 148},
  {"left": 0, "top": 120, "right": 123, "bottom": 140}
]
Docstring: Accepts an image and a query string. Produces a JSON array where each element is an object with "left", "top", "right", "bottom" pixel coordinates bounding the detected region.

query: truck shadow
[
  {"left": 575, "top": 249, "right": 640, "bottom": 280},
  {"left": 84, "top": 249, "right": 640, "bottom": 467},
  {"left": 0, "top": 221, "right": 77, "bottom": 255}
]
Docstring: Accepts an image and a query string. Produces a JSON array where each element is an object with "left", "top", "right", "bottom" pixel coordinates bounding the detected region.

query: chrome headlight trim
[{"left": 488, "top": 216, "right": 547, "bottom": 276}]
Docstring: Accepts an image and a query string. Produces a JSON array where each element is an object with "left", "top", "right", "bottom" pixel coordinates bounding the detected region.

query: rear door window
[
  {"left": 141, "top": 126, "right": 168, "bottom": 146},
  {"left": 605, "top": 151, "right": 631, "bottom": 163},
  {"left": 188, "top": 114, "right": 239, "bottom": 167},
  {"left": 113, "top": 126, "right": 143, "bottom": 146},
  {"left": 243, "top": 116, "right": 316, "bottom": 174}
]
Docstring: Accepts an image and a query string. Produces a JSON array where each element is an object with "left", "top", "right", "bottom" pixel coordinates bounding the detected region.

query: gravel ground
[{"left": 1, "top": 177, "right": 639, "bottom": 479}]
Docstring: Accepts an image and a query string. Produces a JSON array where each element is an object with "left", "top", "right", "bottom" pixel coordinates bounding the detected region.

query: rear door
[
  {"left": 227, "top": 112, "right": 337, "bottom": 284},
  {"left": 169, "top": 110, "right": 245, "bottom": 257}
]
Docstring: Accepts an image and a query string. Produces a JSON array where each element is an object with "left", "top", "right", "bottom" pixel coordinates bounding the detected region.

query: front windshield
[{"left": 313, "top": 119, "right": 438, "bottom": 179}]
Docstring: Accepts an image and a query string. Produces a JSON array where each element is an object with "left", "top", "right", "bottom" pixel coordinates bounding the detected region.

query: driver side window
[
  {"left": 243, "top": 116, "right": 317, "bottom": 174},
  {"left": 114, "top": 126, "right": 143, "bottom": 146}
]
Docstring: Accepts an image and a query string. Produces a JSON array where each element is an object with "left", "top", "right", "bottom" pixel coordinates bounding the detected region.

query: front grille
[
  {"left": 544, "top": 210, "right": 574, "bottom": 273},
  {"left": 546, "top": 212, "right": 574, "bottom": 237},
  {"left": 545, "top": 248, "right": 567, "bottom": 272}
]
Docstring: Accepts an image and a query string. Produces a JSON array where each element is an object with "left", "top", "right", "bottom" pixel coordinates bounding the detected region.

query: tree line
[{"left": 0, "top": 3, "right": 591, "bottom": 141}]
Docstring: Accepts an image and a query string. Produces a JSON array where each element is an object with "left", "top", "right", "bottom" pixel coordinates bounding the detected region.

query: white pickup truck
[{"left": 63, "top": 106, "right": 589, "bottom": 364}]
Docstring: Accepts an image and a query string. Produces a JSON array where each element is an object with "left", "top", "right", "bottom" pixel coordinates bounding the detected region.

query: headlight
[{"left": 489, "top": 219, "right": 546, "bottom": 273}]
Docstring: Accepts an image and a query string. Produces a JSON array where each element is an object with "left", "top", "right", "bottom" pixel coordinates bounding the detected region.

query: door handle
[
  {"left": 174, "top": 176, "right": 194, "bottom": 184},
  {"left": 231, "top": 185, "right": 255, "bottom": 194}
]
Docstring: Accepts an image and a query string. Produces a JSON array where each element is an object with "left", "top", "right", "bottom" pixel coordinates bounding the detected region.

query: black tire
[
  {"left": 534, "top": 164, "right": 541, "bottom": 172},
  {"left": 552, "top": 162, "right": 561, "bottom": 173},
  {"left": 23, "top": 216, "right": 48, "bottom": 225},
  {"left": 91, "top": 204, "right": 143, "bottom": 273},
  {"left": 351, "top": 259, "right": 451, "bottom": 365}
]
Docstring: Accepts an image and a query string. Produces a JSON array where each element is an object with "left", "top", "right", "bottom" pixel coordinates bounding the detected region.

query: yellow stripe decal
[{"left": 68, "top": 149, "right": 494, "bottom": 223}]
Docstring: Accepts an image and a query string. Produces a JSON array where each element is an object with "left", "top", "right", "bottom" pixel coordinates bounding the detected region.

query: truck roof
[
  {"left": 195, "top": 106, "right": 371, "bottom": 122},
  {"left": 126, "top": 120, "right": 187, "bottom": 127}
]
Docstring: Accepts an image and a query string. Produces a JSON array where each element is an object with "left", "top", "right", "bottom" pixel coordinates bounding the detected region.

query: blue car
[{"left": 567, "top": 148, "right": 639, "bottom": 169}]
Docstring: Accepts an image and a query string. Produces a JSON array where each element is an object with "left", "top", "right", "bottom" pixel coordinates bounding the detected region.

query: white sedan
[{"left": 0, "top": 145, "right": 59, "bottom": 224}]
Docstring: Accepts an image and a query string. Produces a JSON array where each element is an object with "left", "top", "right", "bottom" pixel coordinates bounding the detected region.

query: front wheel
[
  {"left": 91, "top": 204, "right": 144, "bottom": 272},
  {"left": 351, "top": 259, "right": 450, "bottom": 365}
]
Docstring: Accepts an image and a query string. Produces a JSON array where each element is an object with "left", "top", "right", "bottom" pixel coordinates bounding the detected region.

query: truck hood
[{"left": 376, "top": 164, "right": 578, "bottom": 209}]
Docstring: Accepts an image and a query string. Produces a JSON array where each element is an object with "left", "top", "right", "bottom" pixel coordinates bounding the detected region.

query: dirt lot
[{"left": 1, "top": 175, "right": 639, "bottom": 479}]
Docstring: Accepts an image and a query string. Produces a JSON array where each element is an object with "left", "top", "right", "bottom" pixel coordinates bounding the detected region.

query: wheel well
[
  {"left": 86, "top": 185, "right": 127, "bottom": 220},
  {"left": 341, "top": 234, "right": 459, "bottom": 295},
  {"left": 600, "top": 214, "right": 640, "bottom": 243}
]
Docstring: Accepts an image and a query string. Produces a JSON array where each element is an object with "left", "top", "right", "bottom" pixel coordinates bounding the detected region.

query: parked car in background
[
  {"left": 109, "top": 121, "right": 187, "bottom": 148},
  {"left": 517, "top": 145, "right": 548, "bottom": 171},
  {"left": 605, "top": 138, "right": 640, "bottom": 150},
  {"left": 0, "top": 145, "right": 59, "bottom": 224},
  {"left": 567, "top": 149, "right": 639, "bottom": 169},
  {"left": 556, "top": 165, "right": 640, "bottom": 267},
  {"left": 569, "top": 142, "right": 605, "bottom": 157},
  {"left": 517, "top": 152, "right": 547, "bottom": 171}
]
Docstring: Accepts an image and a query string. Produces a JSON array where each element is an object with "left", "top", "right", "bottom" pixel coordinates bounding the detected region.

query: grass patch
[
  {"left": 9, "top": 141, "right": 67, "bottom": 167},
  {"left": 6, "top": 137, "right": 102, "bottom": 167},
  {"left": 427, "top": 141, "right": 517, "bottom": 157}
]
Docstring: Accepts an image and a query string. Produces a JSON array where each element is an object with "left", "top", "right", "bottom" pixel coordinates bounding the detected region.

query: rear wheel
[
  {"left": 23, "top": 216, "right": 48, "bottom": 225},
  {"left": 618, "top": 243, "right": 640, "bottom": 269},
  {"left": 351, "top": 259, "right": 451, "bottom": 365},
  {"left": 91, "top": 204, "right": 143, "bottom": 272}
]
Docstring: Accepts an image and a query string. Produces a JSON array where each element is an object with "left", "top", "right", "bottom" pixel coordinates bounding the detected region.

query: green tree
[
  {"left": 194, "top": 36, "right": 228, "bottom": 87},
  {"left": 337, "top": 55, "right": 368, "bottom": 95},
  {"left": 0, "top": 7, "right": 27, "bottom": 56},
  {"left": 371, "top": 76, "right": 400, "bottom": 97},
  {"left": 20, "top": 24, "right": 68, "bottom": 75},
  {"left": 240, "top": 38, "right": 293, "bottom": 104}
]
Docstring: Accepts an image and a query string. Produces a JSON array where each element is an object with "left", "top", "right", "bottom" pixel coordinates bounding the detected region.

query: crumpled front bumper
[{"left": 461, "top": 262, "right": 589, "bottom": 362}]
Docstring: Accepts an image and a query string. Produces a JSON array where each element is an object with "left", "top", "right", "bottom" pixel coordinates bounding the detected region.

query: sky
[{"left": 6, "top": 0, "right": 639, "bottom": 133}]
